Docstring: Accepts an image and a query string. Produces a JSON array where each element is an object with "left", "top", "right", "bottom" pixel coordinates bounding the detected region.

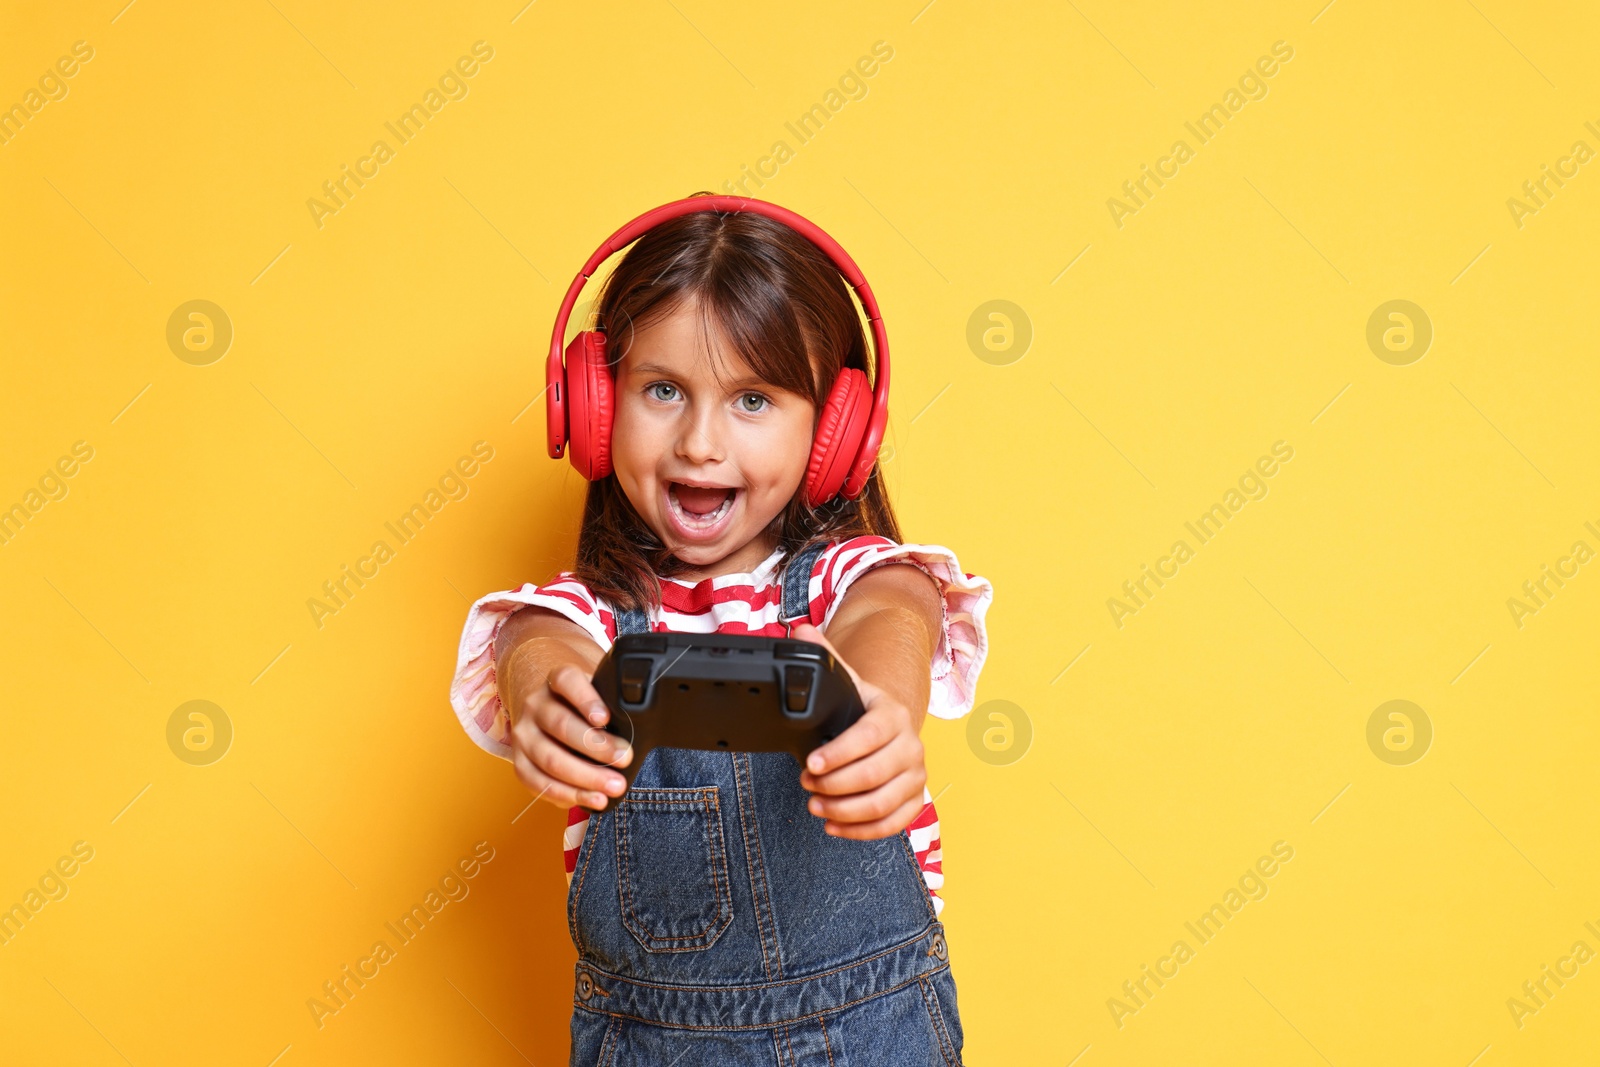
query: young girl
[{"left": 448, "top": 194, "right": 993, "bottom": 1065}]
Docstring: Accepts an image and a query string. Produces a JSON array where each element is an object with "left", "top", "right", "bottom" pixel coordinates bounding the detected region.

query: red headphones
[{"left": 545, "top": 195, "right": 890, "bottom": 509}]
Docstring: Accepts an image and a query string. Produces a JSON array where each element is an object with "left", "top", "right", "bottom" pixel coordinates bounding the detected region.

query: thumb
[{"left": 789, "top": 622, "right": 864, "bottom": 692}]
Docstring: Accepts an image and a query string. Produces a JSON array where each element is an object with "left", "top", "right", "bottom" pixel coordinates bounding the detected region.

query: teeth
[{"left": 669, "top": 485, "right": 733, "bottom": 527}]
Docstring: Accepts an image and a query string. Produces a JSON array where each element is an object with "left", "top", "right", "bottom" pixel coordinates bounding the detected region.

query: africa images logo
[
  {"left": 1105, "top": 41, "right": 1295, "bottom": 229},
  {"left": 305, "top": 42, "right": 495, "bottom": 229}
]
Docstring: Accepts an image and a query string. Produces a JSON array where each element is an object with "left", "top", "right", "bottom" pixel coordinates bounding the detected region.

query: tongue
[{"left": 675, "top": 484, "right": 732, "bottom": 516}]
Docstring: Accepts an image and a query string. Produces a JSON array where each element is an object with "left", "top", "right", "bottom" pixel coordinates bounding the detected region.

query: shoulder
[
  {"left": 498, "top": 572, "right": 618, "bottom": 648},
  {"left": 806, "top": 535, "right": 975, "bottom": 625},
  {"left": 812, "top": 534, "right": 959, "bottom": 587},
  {"left": 811, "top": 534, "right": 900, "bottom": 586},
  {"left": 515, "top": 572, "right": 602, "bottom": 607}
]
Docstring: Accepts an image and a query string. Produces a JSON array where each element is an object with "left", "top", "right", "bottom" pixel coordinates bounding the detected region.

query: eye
[
  {"left": 738, "top": 392, "right": 770, "bottom": 413},
  {"left": 646, "top": 382, "right": 678, "bottom": 402}
]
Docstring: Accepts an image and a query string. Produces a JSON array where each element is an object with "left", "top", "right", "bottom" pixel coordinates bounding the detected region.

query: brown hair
[{"left": 569, "top": 192, "right": 901, "bottom": 612}]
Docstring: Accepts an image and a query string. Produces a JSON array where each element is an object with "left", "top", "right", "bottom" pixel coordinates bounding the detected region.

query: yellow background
[{"left": 3, "top": 0, "right": 1597, "bottom": 1063}]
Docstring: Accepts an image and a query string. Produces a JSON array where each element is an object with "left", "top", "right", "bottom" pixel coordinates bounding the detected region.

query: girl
[{"left": 448, "top": 194, "right": 993, "bottom": 1065}]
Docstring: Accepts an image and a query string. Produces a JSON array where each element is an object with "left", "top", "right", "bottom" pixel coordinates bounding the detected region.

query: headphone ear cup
[
  {"left": 804, "top": 368, "right": 871, "bottom": 508},
  {"left": 565, "top": 331, "right": 614, "bottom": 480}
]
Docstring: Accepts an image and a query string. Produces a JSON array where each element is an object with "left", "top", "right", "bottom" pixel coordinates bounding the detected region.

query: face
[{"left": 610, "top": 297, "right": 817, "bottom": 581}]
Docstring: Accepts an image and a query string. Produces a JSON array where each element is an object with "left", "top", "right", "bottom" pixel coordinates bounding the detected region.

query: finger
[
  {"left": 807, "top": 765, "right": 926, "bottom": 823},
  {"left": 531, "top": 688, "right": 633, "bottom": 770},
  {"left": 547, "top": 662, "right": 611, "bottom": 726},
  {"left": 512, "top": 745, "right": 609, "bottom": 810},
  {"left": 801, "top": 733, "right": 922, "bottom": 798},
  {"left": 804, "top": 700, "right": 902, "bottom": 776},
  {"left": 526, "top": 728, "right": 630, "bottom": 804},
  {"left": 824, "top": 789, "right": 927, "bottom": 841}
]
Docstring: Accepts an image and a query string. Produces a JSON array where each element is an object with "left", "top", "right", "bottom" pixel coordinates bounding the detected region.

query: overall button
[
  {"left": 577, "top": 972, "right": 594, "bottom": 1000},
  {"left": 930, "top": 932, "right": 948, "bottom": 960}
]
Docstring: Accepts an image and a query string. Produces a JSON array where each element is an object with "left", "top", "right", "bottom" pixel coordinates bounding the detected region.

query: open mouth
[{"left": 665, "top": 481, "right": 739, "bottom": 538}]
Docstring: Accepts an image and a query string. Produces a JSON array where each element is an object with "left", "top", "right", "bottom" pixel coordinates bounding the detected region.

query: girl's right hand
[{"left": 508, "top": 662, "right": 634, "bottom": 812}]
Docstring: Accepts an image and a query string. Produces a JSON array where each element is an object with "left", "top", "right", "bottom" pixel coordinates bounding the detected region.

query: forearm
[
  {"left": 791, "top": 564, "right": 945, "bottom": 837},
  {"left": 827, "top": 603, "right": 936, "bottom": 735},
  {"left": 493, "top": 607, "right": 605, "bottom": 726},
  {"left": 820, "top": 561, "right": 944, "bottom": 733}
]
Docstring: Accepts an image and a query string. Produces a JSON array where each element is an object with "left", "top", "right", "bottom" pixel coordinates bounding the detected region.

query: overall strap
[
  {"left": 778, "top": 540, "right": 833, "bottom": 629},
  {"left": 613, "top": 603, "right": 652, "bottom": 637}
]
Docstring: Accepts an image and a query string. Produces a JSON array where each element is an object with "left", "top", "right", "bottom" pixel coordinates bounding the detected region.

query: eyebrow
[{"left": 628, "top": 361, "right": 769, "bottom": 389}]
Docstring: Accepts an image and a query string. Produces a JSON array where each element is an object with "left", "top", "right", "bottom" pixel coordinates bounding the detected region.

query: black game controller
[{"left": 588, "top": 633, "right": 866, "bottom": 795}]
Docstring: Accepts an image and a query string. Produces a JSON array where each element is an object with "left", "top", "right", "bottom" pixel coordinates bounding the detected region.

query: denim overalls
[{"left": 566, "top": 540, "right": 966, "bottom": 1066}]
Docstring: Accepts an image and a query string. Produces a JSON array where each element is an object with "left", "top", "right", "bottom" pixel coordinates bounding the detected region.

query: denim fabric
[{"left": 567, "top": 541, "right": 965, "bottom": 1065}]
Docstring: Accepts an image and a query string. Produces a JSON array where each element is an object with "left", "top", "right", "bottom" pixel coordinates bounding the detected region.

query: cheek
[
  {"left": 787, "top": 410, "right": 818, "bottom": 470},
  {"left": 608, "top": 398, "right": 656, "bottom": 472},
  {"left": 752, "top": 412, "right": 815, "bottom": 489}
]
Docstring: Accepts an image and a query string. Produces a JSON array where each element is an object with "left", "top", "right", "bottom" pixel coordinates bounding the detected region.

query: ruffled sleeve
[
  {"left": 808, "top": 535, "right": 994, "bottom": 720},
  {"left": 448, "top": 574, "right": 613, "bottom": 761}
]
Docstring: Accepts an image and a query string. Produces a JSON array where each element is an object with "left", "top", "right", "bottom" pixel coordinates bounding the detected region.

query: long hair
[{"left": 569, "top": 193, "right": 901, "bottom": 612}]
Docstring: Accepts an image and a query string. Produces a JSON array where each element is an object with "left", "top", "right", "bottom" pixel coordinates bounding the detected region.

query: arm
[
  {"left": 817, "top": 561, "right": 944, "bottom": 735},
  {"left": 494, "top": 606, "right": 634, "bottom": 811},
  {"left": 791, "top": 561, "right": 946, "bottom": 840},
  {"left": 493, "top": 605, "right": 605, "bottom": 724}
]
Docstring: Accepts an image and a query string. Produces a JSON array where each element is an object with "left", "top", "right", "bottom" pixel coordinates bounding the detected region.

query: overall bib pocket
[{"left": 614, "top": 785, "right": 733, "bottom": 953}]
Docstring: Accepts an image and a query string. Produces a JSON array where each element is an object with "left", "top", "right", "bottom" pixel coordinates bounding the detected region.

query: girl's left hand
[{"left": 789, "top": 621, "right": 928, "bottom": 841}]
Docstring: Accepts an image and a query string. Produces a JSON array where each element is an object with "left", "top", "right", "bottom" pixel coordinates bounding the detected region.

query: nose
[{"left": 673, "top": 403, "right": 725, "bottom": 466}]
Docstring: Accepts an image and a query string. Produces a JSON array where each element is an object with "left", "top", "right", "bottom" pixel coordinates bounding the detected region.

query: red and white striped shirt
[{"left": 448, "top": 535, "right": 993, "bottom": 918}]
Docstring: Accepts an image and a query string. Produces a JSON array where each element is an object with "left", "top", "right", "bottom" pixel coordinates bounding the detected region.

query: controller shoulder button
[
  {"left": 622, "top": 635, "right": 668, "bottom": 653},
  {"left": 783, "top": 664, "right": 815, "bottom": 714},
  {"left": 619, "top": 657, "right": 653, "bottom": 705}
]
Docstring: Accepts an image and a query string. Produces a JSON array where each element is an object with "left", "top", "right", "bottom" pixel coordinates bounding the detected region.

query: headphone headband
[{"left": 546, "top": 195, "right": 890, "bottom": 500}]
